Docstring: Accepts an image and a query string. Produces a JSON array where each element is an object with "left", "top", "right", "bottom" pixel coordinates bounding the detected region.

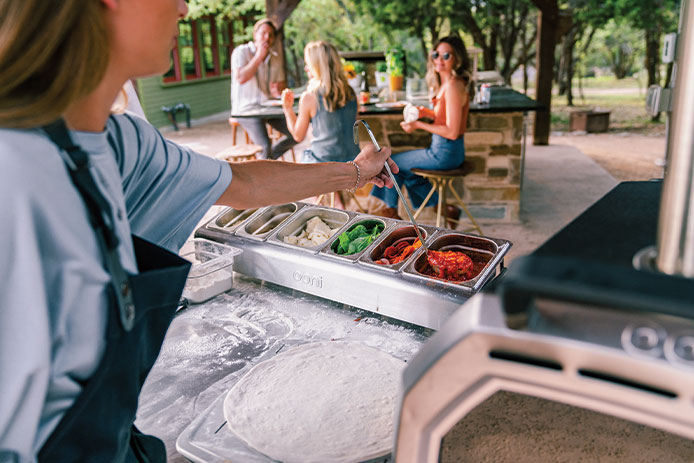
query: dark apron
[{"left": 38, "top": 120, "right": 191, "bottom": 462}]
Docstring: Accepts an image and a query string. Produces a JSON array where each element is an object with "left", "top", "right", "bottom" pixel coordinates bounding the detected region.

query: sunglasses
[{"left": 431, "top": 51, "right": 452, "bottom": 61}]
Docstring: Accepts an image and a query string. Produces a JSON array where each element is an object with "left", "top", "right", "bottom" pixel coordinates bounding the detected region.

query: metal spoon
[{"left": 353, "top": 119, "right": 429, "bottom": 253}]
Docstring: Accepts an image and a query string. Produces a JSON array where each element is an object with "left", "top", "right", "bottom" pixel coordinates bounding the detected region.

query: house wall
[{"left": 135, "top": 76, "right": 231, "bottom": 129}]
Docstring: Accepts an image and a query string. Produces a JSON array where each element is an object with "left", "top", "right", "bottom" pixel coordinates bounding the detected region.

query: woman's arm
[
  {"left": 403, "top": 81, "right": 468, "bottom": 140},
  {"left": 216, "top": 144, "right": 397, "bottom": 209},
  {"left": 417, "top": 106, "right": 435, "bottom": 119},
  {"left": 282, "top": 90, "right": 315, "bottom": 142}
]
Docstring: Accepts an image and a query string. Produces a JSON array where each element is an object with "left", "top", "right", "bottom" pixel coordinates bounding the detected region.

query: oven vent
[
  {"left": 577, "top": 369, "right": 678, "bottom": 399},
  {"left": 489, "top": 350, "right": 563, "bottom": 371}
]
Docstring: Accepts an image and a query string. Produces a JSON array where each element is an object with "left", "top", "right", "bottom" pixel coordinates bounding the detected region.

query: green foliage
[
  {"left": 282, "top": 0, "right": 410, "bottom": 85},
  {"left": 611, "top": 0, "right": 679, "bottom": 32},
  {"left": 600, "top": 20, "right": 643, "bottom": 78},
  {"left": 385, "top": 47, "right": 405, "bottom": 76},
  {"left": 185, "top": 0, "right": 263, "bottom": 19}
]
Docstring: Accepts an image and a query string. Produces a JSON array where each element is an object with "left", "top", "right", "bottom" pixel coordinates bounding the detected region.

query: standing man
[{"left": 231, "top": 18, "right": 297, "bottom": 160}]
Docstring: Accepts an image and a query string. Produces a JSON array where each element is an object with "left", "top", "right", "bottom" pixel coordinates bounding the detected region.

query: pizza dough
[{"left": 223, "top": 341, "right": 405, "bottom": 463}]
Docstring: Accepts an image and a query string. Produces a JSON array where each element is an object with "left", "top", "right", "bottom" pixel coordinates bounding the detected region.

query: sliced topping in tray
[
  {"left": 284, "top": 216, "right": 338, "bottom": 247},
  {"left": 334, "top": 222, "right": 384, "bottom": 255},
  {"left": 375, "top": 238, "right": 422, "bottom": 265},
  {"left": 423, "top": 250, "right": 475, "bottom": 281}
]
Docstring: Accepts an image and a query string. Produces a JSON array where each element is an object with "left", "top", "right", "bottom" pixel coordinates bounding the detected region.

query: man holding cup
[{"left": 231, "top": 18, "right": 297, "bottom": 159}]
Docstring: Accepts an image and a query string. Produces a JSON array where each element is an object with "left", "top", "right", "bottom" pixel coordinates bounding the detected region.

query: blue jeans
[
  {"left": 371, "top": 134, "right": 465, "bottom": 209},
  {"left": 238, "top": 117, "right": 297, "bottom": 160}
]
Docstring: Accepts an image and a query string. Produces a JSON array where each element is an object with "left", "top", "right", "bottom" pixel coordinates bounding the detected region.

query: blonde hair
[
  {"left": 304, "top": 41, "right": 355, "bottom": 112},
  {"left": 425, "top": 35, "right": 472, "bottom": 96},
  {"left": 0, "top": 0, "right": 110, "bottom": 128}
]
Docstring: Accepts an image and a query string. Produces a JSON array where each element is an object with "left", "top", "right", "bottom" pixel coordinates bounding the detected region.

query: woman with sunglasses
[
  {"left": 0, "top": 1, "right": 396, "bottom": 461},
  {"left": 371, "top": 35, "right": 471, "bottom": 221}
]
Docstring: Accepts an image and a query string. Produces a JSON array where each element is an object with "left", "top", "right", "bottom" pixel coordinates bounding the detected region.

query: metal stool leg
[
  {"left": 413, "top": 183, "right": 438, "bottom": 220},
  {"left": 447, "top": 178, "right": 483, "bottom": 235},
  {"left": 435, "top": 179, "right": 445, "bottom": 228},
  {"left": 346, "top": 191, "right": 367, "bottom": 213}
]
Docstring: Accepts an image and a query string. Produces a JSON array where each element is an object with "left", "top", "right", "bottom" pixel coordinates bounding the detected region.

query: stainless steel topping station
[{"left": 195, "top": 203, "right": 510, "bottom": 330}]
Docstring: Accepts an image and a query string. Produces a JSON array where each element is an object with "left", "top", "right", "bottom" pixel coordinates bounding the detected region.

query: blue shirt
[
  {"left": 0, "top": 114, "right": 231, "bottom": 462},
  {"left": 303, "top": 93, "right": 359, "bottom": 163}
]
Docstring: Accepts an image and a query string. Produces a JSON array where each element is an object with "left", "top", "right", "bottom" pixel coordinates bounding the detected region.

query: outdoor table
[{"left": 230, "top": 86, "right": 541, "bottom": 119}]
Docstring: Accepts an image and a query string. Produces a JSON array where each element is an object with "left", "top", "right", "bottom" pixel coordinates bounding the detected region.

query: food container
[
  {"left": 181, "top": 239, "right": 242, "bottom": 304},
  {"left": 212, "top": 208, "right": 260, "bottom": 232},
  {"left": 236, "top": 203, "right": 302, "bottom": 241},
  {"left": 271, "top": 206, "right": 352, "bottom": 253},
  {"left": 322, "top": 217, "right": 390, "bottom": 262},
  {"left": 359, "top": 224, "right": 434, "bottom": 273},
  {"left": 405, "top": 231, "right": 501, "bottom": 290}
]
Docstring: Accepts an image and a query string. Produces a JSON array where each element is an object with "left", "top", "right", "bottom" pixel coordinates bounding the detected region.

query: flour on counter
[
  {"left": 223, "top": 341, "right": 404, "bottom": 463},
  {"left": 183, "top": 269, "right": 232, "bottom": 303}
]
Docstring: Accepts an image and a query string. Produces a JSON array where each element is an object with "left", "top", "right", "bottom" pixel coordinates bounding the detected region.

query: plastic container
[{"left": 181, "top": 239, "right": 242, "bottom": 304}]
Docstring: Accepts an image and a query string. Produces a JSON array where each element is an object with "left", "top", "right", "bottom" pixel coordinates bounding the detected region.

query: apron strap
[{"left": 42, "top": 119, "right": 136, "bottom": 331}]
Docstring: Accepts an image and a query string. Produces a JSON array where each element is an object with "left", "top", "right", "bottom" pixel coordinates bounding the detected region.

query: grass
[
  {"left": 551, "top": 93, "right": 665, "bottom": 135},
  {"left": 514, "top": 75, "right": 665, "bottom": 136}
]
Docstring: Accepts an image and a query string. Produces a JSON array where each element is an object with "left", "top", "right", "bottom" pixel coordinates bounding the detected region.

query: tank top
[
  {"left": 430, "top": 77, "right": 469, "bottom": 139},
  {"left": 307, "top": 93, "right": 360, "bottom": 163}
]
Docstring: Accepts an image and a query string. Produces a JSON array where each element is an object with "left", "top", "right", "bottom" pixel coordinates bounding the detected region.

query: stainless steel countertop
[{"left": 135, "top": 273, "right": 429, "bottom": 462}]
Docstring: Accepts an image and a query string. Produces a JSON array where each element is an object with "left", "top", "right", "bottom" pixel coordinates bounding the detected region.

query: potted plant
[
  {"left": 385, "top": 47, "right": 405, "bottom": 91},
  {"left": 375, "top": 62, "right": 388, "bottom": 88}
]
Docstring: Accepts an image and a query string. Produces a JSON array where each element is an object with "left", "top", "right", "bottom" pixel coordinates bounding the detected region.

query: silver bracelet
[{"left": 347, "top": 161, "right": 361, "bottom": 193}]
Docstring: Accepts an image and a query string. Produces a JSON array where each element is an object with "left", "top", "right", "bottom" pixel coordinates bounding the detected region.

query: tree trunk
[
  {"left": 557, "top": 34, "right": 569, "bottom": 95},
  {"left": 266, "top": 0, "right": 301, "bottom": 28},
  {"left": 645, "top": 27, "right": 660, "bottom": 87},
  {"left": 645, "top": 26, "right": 661, "bottom": 121},
  {"left": 522, "top": 20, "right": 529, "bottom": 94},
  {"left": 565, "top": 25, "right": 575, "bottom": 106},
  {"left": 533, "top": 8, "right": 559, "bottom": 145}
]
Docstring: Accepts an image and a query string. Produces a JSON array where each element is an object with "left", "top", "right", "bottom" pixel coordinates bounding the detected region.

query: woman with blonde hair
[
  {"left": 0, "top": 1, "right": 396, "bottom": 461},
  {"left": 371, "top": 35, "right": 472, "bottom": 222},
  {"left": 281, "top": 40, "right": 360, "bottom": 163}
]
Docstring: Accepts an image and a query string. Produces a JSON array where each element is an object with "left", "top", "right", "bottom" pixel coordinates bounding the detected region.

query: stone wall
[{"left": 358, "top": 111, "right": 523, "bottom": 222}]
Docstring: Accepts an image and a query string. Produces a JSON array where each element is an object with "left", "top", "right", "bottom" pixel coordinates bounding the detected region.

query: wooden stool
[
  {"left": 228, "top": 117, "right": 250, "bottom": 145},
  {"left": 314, "top": 190, "right": 367, "bottom": 212},
  {"left": 315, "top": 192, "right": 337, "bottom": 208},
  {"left": 410, "top": 161, "right": 483, "bottom": 234},
  {"left": 216, "top": 144, "right": 262, "bottom": 163},
  {"left": 268, "top": 125, "right": 297, "bottom": 162}
]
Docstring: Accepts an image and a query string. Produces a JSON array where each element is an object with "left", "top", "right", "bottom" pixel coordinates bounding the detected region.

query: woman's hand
[
  {"left": 353, "top": 144, "right": 399, "bottom": 189},
  {"left": 400, "top": 120, "right": 418, "bottom": 133},
  {"left": 281, "top": 89, "right": 294, "bottom": 110}
]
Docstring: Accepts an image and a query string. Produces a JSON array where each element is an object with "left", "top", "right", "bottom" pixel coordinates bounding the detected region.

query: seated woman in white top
[{"left": 281, "top": 41, "right": 360, "bottom": 163}]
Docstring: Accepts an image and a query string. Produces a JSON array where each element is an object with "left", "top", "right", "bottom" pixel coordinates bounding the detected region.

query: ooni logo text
[{"left": 292, "top": 271, "right": 323, "bottom": 288}]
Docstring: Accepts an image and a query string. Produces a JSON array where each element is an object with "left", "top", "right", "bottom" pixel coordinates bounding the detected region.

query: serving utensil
[{"left": 353, "top": 119, "right": 429, "bottom": 254}]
